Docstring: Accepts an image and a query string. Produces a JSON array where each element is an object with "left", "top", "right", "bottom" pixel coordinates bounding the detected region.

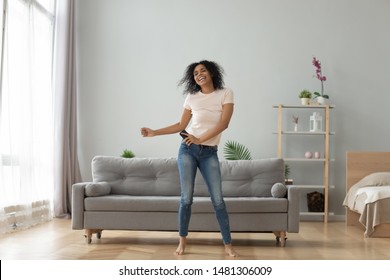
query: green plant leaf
[
  {"left": 121, "top": 149, "right": 135, "bottom": 158},
  {"left": 284, "top": 164, "right": 290, "bottom": 178},
  {"left": 223, "top": 140, "right": 252, "bottom": 160},
  {"left": 313, "top": 92, "right": 320, "bottom": 97},
  {"left": 299, "top": 89, "right": 312, "bottom": 98}
]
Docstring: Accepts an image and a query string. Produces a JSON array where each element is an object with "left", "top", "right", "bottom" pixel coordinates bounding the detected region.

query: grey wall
[{"left": 75, "top": 0, "right": 390, "bottom": 219}]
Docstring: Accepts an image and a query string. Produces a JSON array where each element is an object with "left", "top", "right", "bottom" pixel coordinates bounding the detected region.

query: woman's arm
[
  {"left": 141, "top": 108, "right": 192, "bottom": 137},
  {"left": 183, "top": 103, "right": 234, "bottom": 145}
]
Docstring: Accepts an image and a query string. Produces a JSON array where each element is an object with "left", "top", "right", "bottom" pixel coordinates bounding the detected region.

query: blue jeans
[{"left": 177, "top": 142, "right": 232, "bottom": 244}]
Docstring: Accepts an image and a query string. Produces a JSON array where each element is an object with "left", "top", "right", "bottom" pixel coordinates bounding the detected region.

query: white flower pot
[
  {"left": 300, "top": 98, "right": 310, "bottom": 105},
  {"left": 317, "top": 96, "right": 328, "bottom": 105}
]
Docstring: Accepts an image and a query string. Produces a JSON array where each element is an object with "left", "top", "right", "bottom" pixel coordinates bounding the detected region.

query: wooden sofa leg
[
  {"left": 279, "top": 231, "right": 286, "bottom": 247},
  {"left": 273, "top": 231, "right": 287, "bottom": 247},
  {"left": 85, "top": 229, "right": 92, "bottom": 244},
  {"left": 84, "top": 229, "right": 103, "bottom": 244}
]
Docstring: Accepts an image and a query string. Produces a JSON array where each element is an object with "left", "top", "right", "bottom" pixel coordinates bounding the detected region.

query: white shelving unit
[{"left": 273, "top": 104, "right": 335, "bottom": 223}]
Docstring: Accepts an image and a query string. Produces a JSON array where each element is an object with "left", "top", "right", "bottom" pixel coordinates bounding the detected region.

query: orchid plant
[{"left": 312, "top": 56, "right": 329, "bottom": 99}]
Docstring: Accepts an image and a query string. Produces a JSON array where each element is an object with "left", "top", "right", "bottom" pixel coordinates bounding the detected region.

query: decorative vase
[
  {"left": 294, "top": 123, "right": 298, "bottom": 132},
  {"left": 317, "top": 96, "right": 328, "bottom": 105},
  {"left": 305, "top": 151, "right": 313, "bottom": 159},
  {"left": 314, "top": 152, "right": 321, "bottom": 159}
]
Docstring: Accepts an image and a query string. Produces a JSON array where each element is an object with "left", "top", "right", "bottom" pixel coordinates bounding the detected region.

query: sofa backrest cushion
[
  {"left": 91, "top": 156, "right": 284, "bottom": 197},
  {"left": 92, "top": 157, "right": 180, "bottom": 196},
  {"left": 216, "top": 159, "right": 285, "bottom": 197}
]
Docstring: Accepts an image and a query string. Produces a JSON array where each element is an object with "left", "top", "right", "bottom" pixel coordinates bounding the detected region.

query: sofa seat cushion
[
  {"left": 84, "top": 195, "right": 288, "bottom": 213},
  {"left": 224, "top": 197, "right": 287, "bottom": 213},
  {"left": 85, "top": 195, "right": 179, "bottom": 212}
]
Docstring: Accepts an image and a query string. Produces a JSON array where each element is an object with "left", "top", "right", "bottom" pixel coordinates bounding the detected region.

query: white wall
[{"left": 75, "top": 0, "right": 390, "bottom": 218}]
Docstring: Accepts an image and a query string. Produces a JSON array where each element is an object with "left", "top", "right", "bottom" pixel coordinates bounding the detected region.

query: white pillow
[
  {"left": 271, "top": 182, "right": 287, "bottom": 198},
  {"left": 85, "top": 182, "right": 111, "bottom": 197},
  {"left": 356, "top": 172, "right": 390, "bottom": 187}
]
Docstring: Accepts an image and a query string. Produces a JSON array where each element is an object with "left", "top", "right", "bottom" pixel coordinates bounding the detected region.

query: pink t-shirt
[{"left": 183, "top": 88, "right": 234, "bottom": 146}]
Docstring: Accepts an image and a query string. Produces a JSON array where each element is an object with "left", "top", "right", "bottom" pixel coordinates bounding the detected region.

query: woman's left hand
[{"left": 182, "top": 133, "right": 201, "bottom": 146}]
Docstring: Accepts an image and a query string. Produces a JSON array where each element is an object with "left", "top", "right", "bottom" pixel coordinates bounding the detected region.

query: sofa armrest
[
  {"left": 71, "top": 182, "right": 88, "bottom": 229},
  {"left": 287, "top": 185, "right": 300, "bottom": 232}
]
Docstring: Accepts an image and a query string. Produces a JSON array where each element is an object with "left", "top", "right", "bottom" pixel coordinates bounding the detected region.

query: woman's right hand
[{"left": 141, "top": 127, "right": 155, "bottom": 137}]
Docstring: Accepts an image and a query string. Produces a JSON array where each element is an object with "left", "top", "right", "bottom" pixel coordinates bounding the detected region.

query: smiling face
[{"left": 193, "top": 64, "right": 214, "bottom": 92}]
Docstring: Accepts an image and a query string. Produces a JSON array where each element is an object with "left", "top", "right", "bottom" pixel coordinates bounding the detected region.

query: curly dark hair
[{"left": 178, "top": 60, "right": 225, "bottom": 95}]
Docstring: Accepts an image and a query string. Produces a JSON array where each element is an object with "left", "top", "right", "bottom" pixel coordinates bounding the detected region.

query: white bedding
[
  {"left": 343, "top": 172, "right": 390, "bottom": 211},
  {"left": 356, "top": 186, "right": 390, "bottom": 204},
  {"left": 343, "top": 185, "right": 390, "bottom": 213},
  {"left": 343, "top": 172, "right": 390, "bottom": 237}
]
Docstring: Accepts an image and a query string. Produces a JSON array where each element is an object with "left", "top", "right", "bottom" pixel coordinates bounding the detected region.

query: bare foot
[
  {"left": 225, "top": 244, "right": 239, "bottom": 257},
  {"left": 174, "top": 236, "right": 187, "bottom": 255}
]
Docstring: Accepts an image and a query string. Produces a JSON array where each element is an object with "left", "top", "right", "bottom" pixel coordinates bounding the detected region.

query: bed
[{"left": 343, "top": 152, "right": 390, "bottom": 237}]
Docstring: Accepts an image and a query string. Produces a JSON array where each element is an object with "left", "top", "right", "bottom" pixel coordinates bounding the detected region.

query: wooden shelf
[
  {"left": 284, "top": 158, "right": 335, "bottom": 162},
  {"left": 300, "top": 211, "right": 335, "bottom": 216},
  {"left": 300, "top": 211, "right": 325, "bottom": 216},
  {"left": 292, "top": 185, "right": 336, "bottom": 189},
  {"left": 273, "top": 131, "right": 335, "bottom": 135},
  {"left": 285, "top": 158, "right": 326, "bottom": 162},
  {"left": 273, "top": 104, "right": 335, "bottom": 109},
  {"left": 293, "top": 184, "right": 324, "bottom": 189},
  {"left": 274, "top": 104, "right": 334, "bottom": 223}
]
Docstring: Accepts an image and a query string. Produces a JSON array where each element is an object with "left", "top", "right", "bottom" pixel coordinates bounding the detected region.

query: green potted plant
[
  {"left": 223, "top": 140, "right": 252, "bottom": 160},
  {"left": 121, "top": 149, "right": 135, "bottom": 158},
  {"left": 284, "top": 164, "right": 293, "bottom": 185},
  {"left": 299, "top": 89, "right": 312, "bottom": 105}
]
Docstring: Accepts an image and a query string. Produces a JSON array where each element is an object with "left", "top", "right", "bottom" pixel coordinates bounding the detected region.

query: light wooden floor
[{"left": 1, "top": 218, "right": 390, "bottom": 260}]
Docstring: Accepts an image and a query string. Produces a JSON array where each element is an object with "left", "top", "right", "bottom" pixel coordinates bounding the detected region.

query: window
[{"left": 0, "top": 0, "right": 56, "bottom": 232}]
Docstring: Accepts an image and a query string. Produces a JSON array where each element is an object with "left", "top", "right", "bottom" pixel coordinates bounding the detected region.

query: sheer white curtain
[{"left": 0, "top": 0, "right": 56, "bottom": 233}]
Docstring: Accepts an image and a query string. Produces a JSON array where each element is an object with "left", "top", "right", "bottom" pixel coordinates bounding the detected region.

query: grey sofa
[{"left": 72, "top": 156, "right": 300, "bottom": 246}]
